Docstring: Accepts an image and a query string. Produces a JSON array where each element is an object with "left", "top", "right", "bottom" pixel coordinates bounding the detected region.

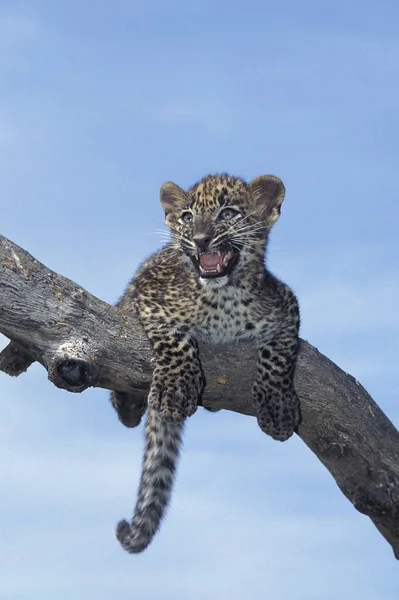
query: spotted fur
[{"left": 114, "top": 173, "right": 301, "bottom": 553}]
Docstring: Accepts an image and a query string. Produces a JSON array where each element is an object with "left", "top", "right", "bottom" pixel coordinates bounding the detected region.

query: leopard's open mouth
[{"left": 193, "top": 250, "right": 239, "bottom": 279}]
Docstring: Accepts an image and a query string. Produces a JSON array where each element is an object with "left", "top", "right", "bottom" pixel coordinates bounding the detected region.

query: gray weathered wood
[{"left": 1, "top": 233, "right": 398, "bottom": 558}]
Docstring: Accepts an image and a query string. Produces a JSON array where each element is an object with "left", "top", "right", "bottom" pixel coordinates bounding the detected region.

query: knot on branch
[
  {"left": 348, "top": 476, "right": 399, "bottom": 518},
  {"left": 47, "top": 341, "right": 98, "bottom": 392},
  {"left": 353, "top": 483, "right": 392, "bottom": 517}
]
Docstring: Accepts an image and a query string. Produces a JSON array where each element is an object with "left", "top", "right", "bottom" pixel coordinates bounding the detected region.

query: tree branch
[{"left": 1, "top": 233, "right": 398, "bottom": 558}]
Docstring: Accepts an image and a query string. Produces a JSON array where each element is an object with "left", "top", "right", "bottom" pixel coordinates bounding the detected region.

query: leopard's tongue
[{"left": 200, "top": 252, "right": 224, "bottom": 270}]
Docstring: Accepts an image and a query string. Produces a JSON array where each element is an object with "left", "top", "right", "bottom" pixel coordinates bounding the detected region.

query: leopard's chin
[{"left": 191, "top": 249, "right": 239, "bottom": 279}]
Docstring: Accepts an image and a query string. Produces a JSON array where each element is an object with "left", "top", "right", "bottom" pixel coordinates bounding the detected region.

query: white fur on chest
[
  {"left": 194, "top": 287, "right": 256, "bottom": 344},
  {"left": 198, "top": 276, "right": 229, "bottom": 290},
  {"left": 200, "top": 320, "right": 256, "bottom": 343}
]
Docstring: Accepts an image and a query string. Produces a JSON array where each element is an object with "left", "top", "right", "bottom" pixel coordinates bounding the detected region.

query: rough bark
[{"left": 1, "top": 233, "right": 398, "bottom": 559}]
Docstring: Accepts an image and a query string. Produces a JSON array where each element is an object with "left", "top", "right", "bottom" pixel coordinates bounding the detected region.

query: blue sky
[{"left": 0, "top": 1, "right": 398, "bottom": 598}]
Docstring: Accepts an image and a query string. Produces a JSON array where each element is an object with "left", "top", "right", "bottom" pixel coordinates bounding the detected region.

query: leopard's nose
[{"left": 193, "top": 233, "right": 212, "bottom": 250}]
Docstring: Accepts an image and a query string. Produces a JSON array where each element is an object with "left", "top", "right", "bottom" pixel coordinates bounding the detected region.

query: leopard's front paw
[
  {"left": 148, "top": 363, "right": 205, "bottom": 423},
  {"left": 252, "top": 382, "right": 301, "bottom": 442}
]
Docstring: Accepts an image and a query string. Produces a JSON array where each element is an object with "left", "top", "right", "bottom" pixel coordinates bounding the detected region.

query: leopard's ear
[
  {"left": 248, "top": 174, "right": 286, "bottom": 226},
  {"left": 160, "top": 182, "right": 187, "bottom": 215}
]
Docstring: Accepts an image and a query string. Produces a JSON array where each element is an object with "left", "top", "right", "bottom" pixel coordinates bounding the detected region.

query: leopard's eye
[
  {"left": 181, "top": 212, "right": 193, "bottom": 223},
  {"left": 218, "top": 208, "right": 239, "bottom": 221}
]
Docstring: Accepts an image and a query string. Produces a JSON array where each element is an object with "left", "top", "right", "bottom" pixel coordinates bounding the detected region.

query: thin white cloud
[
  {"left": 270, "top": 243, "right": 399, "bottom": 342},
  {"left": 300, "top": 279, "right": 399, "bottom": 336},
  {"left": 0, "top": 14, "right": 39, "bottom": 44},
  {"left": 144, "top": 96, "right": 234, "bottom": 132}
]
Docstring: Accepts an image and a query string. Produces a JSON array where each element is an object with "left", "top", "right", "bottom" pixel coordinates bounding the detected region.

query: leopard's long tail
[{"left": 115, "top": 408, "right": 184, "bottom": 553}]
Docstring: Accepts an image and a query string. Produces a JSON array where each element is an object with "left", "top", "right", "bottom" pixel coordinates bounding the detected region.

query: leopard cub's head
[{"left": 160, "top": 173, "right": 285, "bottom": 284}]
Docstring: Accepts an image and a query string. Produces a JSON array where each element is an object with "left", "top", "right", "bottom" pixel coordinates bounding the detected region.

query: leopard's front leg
[
  {"left": 253, "top": 307, "right": 301, "bottom": 442},
  {"left": 148, "top": 327, "right": 206, "bottom": 423}
]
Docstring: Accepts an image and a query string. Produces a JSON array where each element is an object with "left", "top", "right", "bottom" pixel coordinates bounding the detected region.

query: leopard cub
[{"left": 114, "top": 173, "right": 301, "bottom": 553}]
